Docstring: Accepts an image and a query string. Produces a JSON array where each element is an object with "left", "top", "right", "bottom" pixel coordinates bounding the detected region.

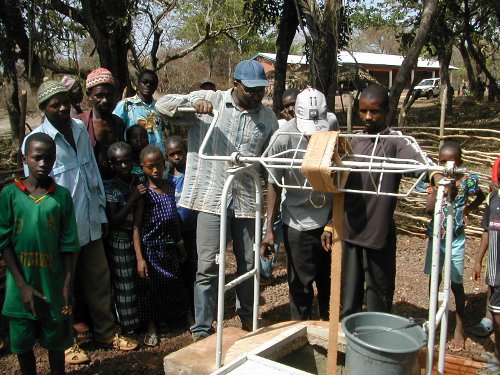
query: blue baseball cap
[{"left": 233, "top": 60, "right": 270, "bottom": 88}]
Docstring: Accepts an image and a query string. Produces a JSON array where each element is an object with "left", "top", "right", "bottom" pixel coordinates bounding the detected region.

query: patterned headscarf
[
  {"left": 60, "top": 76, "right": 77, "bottom": 90},
  {"left": 37, "top": 80, "right": 68, "bottom": 105},
  {"left": 86, "top": 68, "right": 115, "bottom": 90}
]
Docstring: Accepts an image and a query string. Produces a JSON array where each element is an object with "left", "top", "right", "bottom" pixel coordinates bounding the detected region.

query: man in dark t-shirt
[{"left": 322, "top": 85, "right": 431, "bottom": 318}]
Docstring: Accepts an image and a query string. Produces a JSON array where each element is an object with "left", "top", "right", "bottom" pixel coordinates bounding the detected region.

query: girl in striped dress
[
  {"left": 133, "top": 145, "right": 189, "bottom": 347},
  {"left": 104, "top": 142, "right": 146, "bottom": 332}
]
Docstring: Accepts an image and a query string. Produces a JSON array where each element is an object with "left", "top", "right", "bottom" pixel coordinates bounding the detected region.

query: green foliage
[
  {"left": 349, "top": 1, "right": 402, "bottom": 30},
  {"left": 243, "top": 0, "right": 282, "bottom": 33},
  {"left": 174, "top": 0, "right": 278, "bottom": 57}
]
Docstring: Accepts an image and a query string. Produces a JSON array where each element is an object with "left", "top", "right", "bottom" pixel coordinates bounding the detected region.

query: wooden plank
[{"left": 327, "top": 193, "right": 344, "bottom": 374}]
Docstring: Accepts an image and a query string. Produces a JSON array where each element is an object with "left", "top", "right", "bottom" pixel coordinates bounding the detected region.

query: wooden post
[
  {"left": 346, "top": 93, "right": 353, "bottom": 133},
  {"left": 327, "top": 192, "right": 344, "bottom": 374},
  {"left": 439, "top": 86, "right": 447, "bottom": 147},
  {"left": 17, "top": 90, "right": 28, "bottom": 168}
]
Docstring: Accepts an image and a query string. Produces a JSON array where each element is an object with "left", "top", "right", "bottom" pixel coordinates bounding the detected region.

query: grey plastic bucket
[{"left": 341, "top": 312, "right": 427, "bottom": 375}]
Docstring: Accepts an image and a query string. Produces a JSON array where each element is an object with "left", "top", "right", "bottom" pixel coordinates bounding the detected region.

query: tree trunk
[
  {"left": 0, "top": 50, "right": 21, "bottom": 143},
  {"left": 0, "top": 0, "right": 44, "bottom": 86},
  {"left": 397, "top": 75, "right": 420, "bottom": 127},
  {"left": 95, "top": 35, "right": 131, "bottom": 99},
  {"left": 2, "top": 68, "right": 21, "bottom": 143},
  {"left": 463, "top": 0, "right": 500, "bottom": 101},
  {"left": 387, "top": 0, "right": 438, "bottom": 125},
  {"left": 150, "top": 28, "right": 162, "bottom": 71},
  {"left": 310, "top": 2, "right": 337, "bottom": 110},
  {"left": 438, "top": 44, "right": 453, "bottom": 115},
  {"left": 0, "top": 0, "right": 24, "bottom": 142},
  {"left": 67, "top": 0, "right": 133, "bottom": 98},
  {"left": 466, "top": 41, "right": 500, "bottom": 101},
  {"left": 457, "top": 40, "right": 477, "bottom": 97},
  {"left": 272, "top": 0, "right": 298, "bottom": 116},
  {"left": 297, "top": 0, "right": 340, "bottom": 110}
]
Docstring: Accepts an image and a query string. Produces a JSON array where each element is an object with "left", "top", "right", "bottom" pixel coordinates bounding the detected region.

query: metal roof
[{"left": 253, "top": 52, "right": 458, "bottom": 70}]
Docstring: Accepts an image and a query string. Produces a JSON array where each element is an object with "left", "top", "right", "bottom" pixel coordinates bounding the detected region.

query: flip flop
[
  {"left": 473, "top": 319, "right": 494, "bottom": 337},
  {"left": 474, "top": 352, "right": 496, "bottom": 363},
  {"left": 144, "top": 332, "right": 158, "bottom": 347},
  {"left": 64, "top": 343, "right": 90, "bottom": 364},
  {"left": 448, "top": 338, "right": 465, "bottom": 352},
  {"left": 97, "top": 334, "right": 139, "bottom": 351},
  {"left": 477, "top": 362, "right": 500, "bottom": 375}
]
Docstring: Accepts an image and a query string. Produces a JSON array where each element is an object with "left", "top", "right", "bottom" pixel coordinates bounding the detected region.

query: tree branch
[
  {"left": 387, "top": 0, "right": 438, "bottom": 125},
  {"left": 48, "top": 0, "right": 86, "bottom": 26},
  {"left": 155, "top": 22, "right": 249, "bottom": 70}
]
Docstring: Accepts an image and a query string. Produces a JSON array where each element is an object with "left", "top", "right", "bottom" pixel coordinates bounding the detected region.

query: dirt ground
[
  {"left": 0, "top": 97, "right": 499, "bottom": 374},
  {"left": 0, "top": 234, "right": 493, "bottom": 375}
]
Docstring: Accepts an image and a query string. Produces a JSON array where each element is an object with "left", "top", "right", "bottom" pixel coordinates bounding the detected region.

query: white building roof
[{"left": 253, "top": 52, "right": 458, "bottom": 70}]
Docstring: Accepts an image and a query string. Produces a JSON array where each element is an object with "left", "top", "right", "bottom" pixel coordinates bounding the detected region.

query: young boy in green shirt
[{"left": 0, "top": 133, "right": 79, "bottom": 375}]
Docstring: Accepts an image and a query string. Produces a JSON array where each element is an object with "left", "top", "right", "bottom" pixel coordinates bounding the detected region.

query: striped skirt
[{"left": 106, "top": 230, "right": 141, "bottom": 331}]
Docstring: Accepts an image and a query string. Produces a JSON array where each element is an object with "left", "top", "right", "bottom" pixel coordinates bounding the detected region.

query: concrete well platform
[
  {"left": 163, "top": 327, "right": 246, "bottom": 375},
  {"left": 163, "top": 321, "right": 344, "bottom": 375},
  {"left": 164, "top": 320, "right": 488, "bottom": 375}
]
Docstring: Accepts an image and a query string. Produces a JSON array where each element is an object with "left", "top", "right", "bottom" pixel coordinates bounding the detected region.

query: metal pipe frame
[
  {"left": 425, "top": 178, "right": 454, "bottom": 375},
  {"left": 215, "top": 165, "right": 262, "bottom": 369},
  {"left": 174, "top": 106, "right": 458, "bottom": 373}
]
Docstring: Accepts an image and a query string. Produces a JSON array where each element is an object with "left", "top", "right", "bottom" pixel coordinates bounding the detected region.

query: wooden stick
[
  {"left": 17, "top": 90, "right": 27, "bottom": 168},
  {"left": 0, "top": 168, "right": 23, "bottom": 176},
  {"left": 439, "top": 86, "right": 447, "bottom": 148},
  {"left": 327, "top": 192, "right": 344, "bottom": 374},
  {"left": 346, "top": 93, "right": 353, "bottom": 133},
  {"left": 393, "top": 126, "right": 500, "bottom": 135},
  {"left": 397, "top": 227, "right": 427, "bottom": 238}
]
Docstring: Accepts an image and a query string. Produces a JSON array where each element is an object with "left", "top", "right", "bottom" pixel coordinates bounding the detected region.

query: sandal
[
  {"left": 474, "top": 352, "right": 497, "bottom": 363},
  {"left": 144, "top": 332, "right": 158, "bottom": 347},
  {"left": 64, "top": 342, "right": 90, "bottom": 364},
  {"left": 98, "top": 333, "right": 139, "bottom": 351},
  {"left": 473, "top": 319, "right": 494, "bottom": 338},
  {"left": 477, "top": 362, "right": 500, "bottom": 375}
]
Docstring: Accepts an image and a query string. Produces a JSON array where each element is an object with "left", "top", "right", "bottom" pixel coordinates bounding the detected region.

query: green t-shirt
[{"left": 0, "top": 178, "right": 79, "bottom": 320}]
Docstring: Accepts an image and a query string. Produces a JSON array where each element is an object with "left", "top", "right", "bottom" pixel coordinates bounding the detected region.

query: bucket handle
[{"left": 353, "top": 317, "right": 428, "bottom": 346}]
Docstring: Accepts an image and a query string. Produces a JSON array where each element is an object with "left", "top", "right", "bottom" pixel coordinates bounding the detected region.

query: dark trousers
[
  {"left": 284, "top": 225, "right": 331, "bottom": 320},
  {"left": 340, "top": 237, "right": 397, "bottom": 319},
  {"left": 181, "top": 228, "right": 197, "bottom": 314},
  {"left": 73, "top": 239, "right": 116, "bottom": 342}
]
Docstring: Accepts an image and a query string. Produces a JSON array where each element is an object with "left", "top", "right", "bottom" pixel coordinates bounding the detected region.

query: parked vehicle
[{"left": 414, "top": 78, "right": 440, "bottom": 99}]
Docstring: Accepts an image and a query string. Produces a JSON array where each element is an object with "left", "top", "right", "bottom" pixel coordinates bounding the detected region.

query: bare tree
[
  {"left": 387, "top": 0, "right": 438, "bottom": 125},
  {"left": 295, "top": 0, "right": 344, "bottom": 109},
  {"left": 462, "top": 0, "right": 500, "bottom": 100},
  {"left": 272, "top": 0, "right": 299, "bottom": 115},
  {"left": 0, "top": 0, "right": 46, "bottom": 141},
  {"left": 46, "top": 0, "right": 250, "bottom": 95}
]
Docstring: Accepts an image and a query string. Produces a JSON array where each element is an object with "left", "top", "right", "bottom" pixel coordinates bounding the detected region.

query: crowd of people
[{"left": 0, "top": 58, "right": 499, "bottom": 375}]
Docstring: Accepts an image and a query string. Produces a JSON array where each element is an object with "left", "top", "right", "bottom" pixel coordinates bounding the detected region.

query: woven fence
[{"left": 393, "top": 126, "right": 499, "bottom": 239}]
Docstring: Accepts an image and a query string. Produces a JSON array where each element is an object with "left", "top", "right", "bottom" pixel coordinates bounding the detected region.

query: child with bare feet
[
  {"left": 424, "top": 141, "right": 485, "bottom": 352},
  {"left": 0, "top": 133, "right": 79, "bottom": 374},
  {"left": 133, "top": 146, "right": 189, "bottom": 346}
]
